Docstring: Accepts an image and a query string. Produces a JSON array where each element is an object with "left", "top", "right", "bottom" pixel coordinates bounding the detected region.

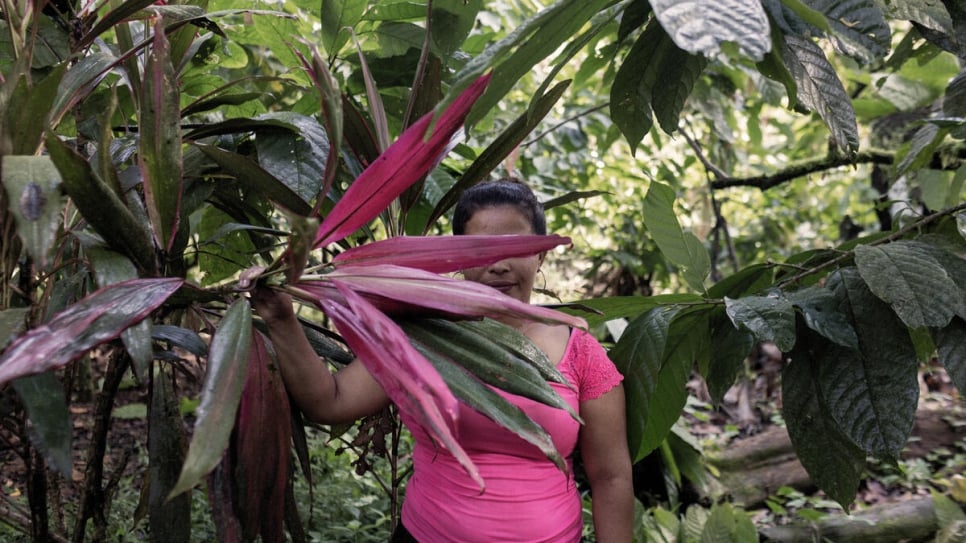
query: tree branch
[{"left": 710, "top": 150, "right": 896, "bottom": 191}]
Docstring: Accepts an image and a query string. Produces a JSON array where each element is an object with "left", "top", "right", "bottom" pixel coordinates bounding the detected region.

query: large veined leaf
[
  {"left": 650, "top": 0, "right": 771, "bottom": 60},
  {"left": 609, "top": 306, "right": 674, "bottom": 461},
  {"left": 169, "top": 298, "right": 253, "bottom": 499},
  {"left": 321, "top": 283, "right": 483, "bottom": 489},
  {"left": 294, "top": 264, "right": 587, "bottom": 329},
  {"left": 854, "top": 240, "right": 964, "bottom": 329},
  {"left": 320, "top": 0, "right": 367, "bottom": 58},
  {"left": 882, "top": 0, "right": 954, "bottom": 34},
  {"left": 787, "top": 286, "right": 859, "bottom": 349},
  {"left": 399, "top": 319, "right": 578, "bottom": 420},
  {"left": 823, "top": 268, "right": 919, "bottom": 458},
  {"left": 944, "top": 68, "right": 966, "bottom": 117},
  {"left": 0, "top": 278, "right": 183, "bottom": 386},
  {"left": 405, "top": 324, "right": 567, "bottom": 473},
  {"left": 45, "top": 132, "right": 157, "bottom": 272},
  {"left": 12, "top": 373, "right": 72, "bottom": 477},
  {"left": 895, "top": 123, "right": 949, "bottom": 176},
  {"left": 641, "top": 181, "right": 710, "bottom": 291},
  {"left": 783, "top": 325, "right": 866, "bottom": 508},
  {"left": 705, "top": 311, "right": 756, "bottom": 405},
  {"left": 139, "top": 19, "right": 184, "bottom": 254},
  {"left": 148, "top": 368, "right": 190, "bottom": 543},
  {"left": 699, "top": 502, "right": 759, "bottom": 542},
  {"left": 252, "top": 112, "right": 330, "bottom": 204},
  {"left": 234, "top": 331, "right": 291, "bottom": 543},
  {"left": 313, "top": 73, "right": 491, "bottom": 248},
  {"left": 332, "top": 234, "right": 572, "bottom": 273},
  {"left": 1, "top": 156, "right": 63, "bottom": 268},
  {"left": 780, "top": 33, "right": 859, "bottom": 155},
  {"left": 933, "top": 317, "right": 966, "bottom": 394},
  {"left": 805, "top": 0, "right": 891, "bottom": 64},
  {"left": 725, "top": 295, "right": 797, "bottom": 352},
  {"left": 557, "top": 294, "right": 705, "bottom": 328}
]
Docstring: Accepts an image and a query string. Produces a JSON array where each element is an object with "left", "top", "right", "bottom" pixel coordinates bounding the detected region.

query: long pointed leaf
[
  {"left": 312, "top": 73, "right": 491, "bottom": 248},
  {"left": 12, "top": 373, "right": 72, "bottom": 477},
  {"left": 169, "top": 298, "right": 253, "bottom": 499},
  {"left": 321, "top": 285, "right": 484, "bottom": 490},
  {"left": 1, "top": 156, "right": 64, "bottom": 268},
  {"left": 0, "top": 278, "right": 182, "bottom": 386},
  {"left": 332, "top": 234, "right": 572, "bottom": 273}
]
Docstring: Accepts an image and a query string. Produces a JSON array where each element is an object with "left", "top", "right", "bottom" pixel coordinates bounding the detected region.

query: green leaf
[
  {"left": 642, "top": 181, "right": 710, "bottom": 291},
  {"left": 321, "top": 0, "right": 367, "bottom": 58},
  {"left": 707, "top": 263, "right": 775, "bottom": 298},
  {"left": 196, "top": 207, "right": 259, "bottom": 286},
  {"left": 854, "top": 240, "right": 964, "bottom": 329},
  {"left": 783, "top": 324, "right": 866, "bottom": 508},
  {"left": 933, "top": 317, "right": 966, "bottom": 394},
  {"left": 706, "top": 311, "right": 756, "bottom": 405},
  {"left": 140, "top": 20, "right": 184, "bottom": 253},
  {"left": 558, "top": 294, "right": 705, "bottom": 328},
  {"left": 787, "top": 286, "right": 859, "bottom": 348},
  {"left": 254, "top": 112, "right": 330, "bottom": 204},
  {"left": 0, "top": 308, "right": 28, "bottom": 350},
  {"left": 780, "top": 33, "right": 859, "bottom": 155},
  {"left": 650, "top": 0, "right": 771, "bottom": 60},
  {"left": 148, "top": 368, "right": 190, "bottom": 543},
  {"left": 431, "top": 0, "right": 483, "bottom": 57},
  {"left": 944, "top": 69, "right": 966, "bottom": 118},
  {"left": 5, "top": 65, "right": 66, "bottom": 154},
  {"left": 698, "top": 502, "right": 758, "bottom": 543},
  {"left": 610, "top": 19, "right": 669, "bottom": 152},
  {"left": 882, "top": 0, "right": 954, "bottom": 34},
  {"left": 824, "top": 268, "right": 919, "bottom": 458},
  {"left": 724, "top": 295, "right": 797, "bottom": 352},
  {"left": 12, "top": 373, "right": 72, "bottom": 477},
  {"left": 808, "top": 0, "right": 890, "bottom": 65},
  {"left": 45, "top": 132, "right": 157, "bottom": 273},
  {"left": 1, "top": 156, "right": 63, "bottom": 268},
  {"left": 169, "top": 298, "right": 253, "bottom": 500},
  {"left": 779, "top": 0, "right": 833, "bottom": 32},
  {"left": 896, "top": 123, "right": 948, "bottom": 175}
]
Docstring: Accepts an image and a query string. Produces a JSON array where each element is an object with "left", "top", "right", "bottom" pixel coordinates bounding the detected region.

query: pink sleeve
[{"left": 570, "top": 329, "right": 623, "bottom": 401}]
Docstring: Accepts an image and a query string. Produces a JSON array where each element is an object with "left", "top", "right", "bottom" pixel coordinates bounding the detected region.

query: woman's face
[{"left": 461, "top": 205, "right": 543, "bottom": 304}]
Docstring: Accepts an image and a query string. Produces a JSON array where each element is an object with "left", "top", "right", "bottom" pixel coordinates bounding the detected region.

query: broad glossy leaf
[
  {"left": 775, "top": 0, "right": 833, "bottom": 32},
  {"left": 140, "top": 20, "right": 183, "bottom": 253},
  {"left": 725, "top": 295, "right": 796, "bottom": 352},
  {"left": 896, "top": 123, "right": 948, "bottom": 175},
  {"left": 558, "top": 294, "right": 705, "bottom": 328},
  {"left": 650, "top": 0, "right": 770, "bottom": 60},
  {"left": 254, "top": 112, "right": 330, "bottom": 204},
  {"left": 86, "top": 245, "right": 153, "bottom": 380},
  {"left": 787, "top": 286, "right": 858, "bottom": 348},
  {"left": 639, "top": 309, "right": 711, "bottom": 457},
  {"left": 45, "top": 132, "right": 156, "bottom": 272},
  {"left": 313, "top": 73, "right": 491, "bottom": 248},
  {"left": 169, "top": 299, "right": 253, "bottom": 499},
  {"left": 706, "top": 311, "right": 756, "bottom": 405},
  {"left": 148, "top": 368, "right": 190, "bottom": 543},
  {"left": 297, "top": 265, "right": 586, "bottom": 329},
  {"left": 933, "top": 317, "right": 966, "bottom": 394},
  {"left": 234, "top": 331, "right": 290, "bottom": 543},
  {"left": 707, "top": 263, "right": 774, "bottom": 298},
  {"left": 610, "top": 306, "right": 674, "bottom": 461},
  {"left": 1, "top": 156, "right": 63, "bottom": 268},
  {"left": 805, "top": 0, "right": 890, "bottom": 65},
  {"left": 0, "top": 278, "right": 182, "bottom": 386},
  {"left": 12, "top": 373, "right": 72, "bottom": 477},
  {"left": 780, "top": 33, "right": 859, "bottom": 155},
  {"left": 321, "top": 284, "right": 483, "bottom": 489},
  {"left": 152, "top": 325, "right": 208, "bottom": 358},
  {"left": 855, "top": 240, "right": 964, "bottom": 329},
  {"left": 642, "top": 181, "right": 710, "bottom": 291},
  {"left": 944, "top": 69, "right": 966, "bottom": 117},
  {"left": 321, "top": 0, "right": 367, "bottom": 58},
  {"left": 409, "top": 335, "right": 566, "bottom": 473},
  {"left": 610, "top": 20, "right": 665, "bottom": 152},
  {"left": 824, "top": 268, "right": 919, "bottom": 458},
  {"left": 399, "top": 319, "right": 578, "bottom": 420},
  {"left": 332, "top": 234, "right": 572, "bottom": 273}
]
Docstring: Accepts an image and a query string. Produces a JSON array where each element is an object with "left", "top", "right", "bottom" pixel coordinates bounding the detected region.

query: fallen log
[{"left": 759, "top": 496, "right": 940, "bottom": 543}]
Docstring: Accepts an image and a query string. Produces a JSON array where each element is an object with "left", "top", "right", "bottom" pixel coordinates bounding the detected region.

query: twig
[
  {"left": 710, "top": 150, "right": 895, "bottom": 191},
  {"left": 523, "top": 103, "right": 609, "bottom": 146}
]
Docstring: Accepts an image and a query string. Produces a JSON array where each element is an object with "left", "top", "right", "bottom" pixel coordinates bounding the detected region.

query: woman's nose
[{"left": 486, "top": 259, "right": 510, "bottom": 274}]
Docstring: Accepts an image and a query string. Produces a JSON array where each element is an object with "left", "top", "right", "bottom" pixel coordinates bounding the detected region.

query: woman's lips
[{"left": 486, "top": 282, "right": 514, "bottom": 293}]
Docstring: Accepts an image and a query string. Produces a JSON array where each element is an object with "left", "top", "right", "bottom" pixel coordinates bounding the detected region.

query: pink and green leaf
[
  {"left": 332, "top": 234, "right": 572, "bottom": 274},
  {"left": 313, "top": 73, "right": 492, "bottom": 248},
  {"left": 0, "top": 278, "right": 183, "bottom": 386},
  {"left": 321, "top": 284, "right": 484, "bottom": 490}
]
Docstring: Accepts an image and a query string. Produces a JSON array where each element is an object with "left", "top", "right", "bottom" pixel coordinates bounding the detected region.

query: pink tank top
[{"left": 400, "top": 328, "right": 623, "bottom": 542}]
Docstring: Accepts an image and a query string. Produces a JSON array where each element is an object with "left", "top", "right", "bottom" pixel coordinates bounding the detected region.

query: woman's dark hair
[{"left": 452, "top": 178, "right": 546, "bottom": 235}]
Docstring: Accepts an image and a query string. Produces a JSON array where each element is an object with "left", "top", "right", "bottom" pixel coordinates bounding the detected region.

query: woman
[{"left": 252, "top": 179, "right": 633, "bottom": 542}]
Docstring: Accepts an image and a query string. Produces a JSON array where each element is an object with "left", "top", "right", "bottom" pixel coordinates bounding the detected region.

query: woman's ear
[{"left": 538, "top": 251, "right": 546, "bottom": 266}]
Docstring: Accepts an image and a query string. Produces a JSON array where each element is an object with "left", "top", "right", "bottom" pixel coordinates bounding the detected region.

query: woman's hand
[{"left": 250, "top": 285, "right": 296, "bottom": 324}]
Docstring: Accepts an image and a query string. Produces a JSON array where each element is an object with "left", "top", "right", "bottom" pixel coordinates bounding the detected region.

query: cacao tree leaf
[
  {"left": 149, "top": 367, "right": 190, "bottom": 543},
  {"left": 896, "top": 123, "right": 948, "bottom": 175},
  {"left": 823, "top": 268, "right": 919, "bottom": 458},
  {"left": 12, "top": 373, "right": 72, "bottom": 477},
  {"left": 787, "top": 285, "right": 859, "bottom": 348},
  {"left": 707, "top": 263, "right": 774, "bottom": 298},
  {"left": 933, "top": 317, "right": 966, "bottom": 394},
  {"left": 805, "top": 0, "right": 891, "bottom": 64},
  {"left": 642, "top": 181, "right": 710, "bottom": 291},
  {"left": 776, "top": 0, "right": 833, "bottom": 32},
  {"left": 234, "top": 331, "right": 290, "bottom": 543},
  {"left": 610, "top": 306, "right": 674, "bottom": 461},
  {"left": 0, "top": 278, "right": 183, "bottom": 386},
  {"left": 321, "top": 0, "right": 367, "bottom": 58},
  {"left": 855, "top": 240, "right": 964, "bottom": 329},
  {"left": 410, "top": 338, "right": 566, "bottom": 473},
  {"left": 558, "top": 294, "right": 705, "bottom": 329},
  {"left": 45, "top": 132, "right": 157, "bottom": 272},
  {"left": 780, "top": 33, "right": 859, "bottom": 155},
  {"left": 650, "top": 0, "right": 771, "bottom": 60},
  {"left": 881, "top": 0, "right": 954, "bottom": 35},
  {"left": 783, "top": 324, "right": 866, "bottom": 508},
  {"left": 706, "top": 311, "right": 756, "bottom": 405},
  {"left": 944, "top": 68, "right": 966, "bottom": 117},
  {"left": 1, "top": 156, "right": 63, "bottom": 268},
  {"left": 253, "top": 112, "right": 330, "bottom": 204},
  {"left": 140, "top": 19, "right": 184, "bottom": 253},
  {"left": 169, "top": 298, "right": 253, "bottom": 500},
  {"left": 399, "top": 319, "right": 577, "bottom": 420},
  {"left": 639, "top": 309, "right": 711, "bottom": 458},
  {"left": 724, "top": 295, "right": 797, "bottom": 352}
]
